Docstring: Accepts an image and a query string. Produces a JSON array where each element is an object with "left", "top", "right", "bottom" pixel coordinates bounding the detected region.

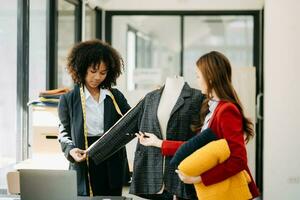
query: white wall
[
  {"left": 264, "top": 0, "right": 300, "bottom": 199},
  {"left": 232, "top": 67, "right": 256, "bottom": 180}
]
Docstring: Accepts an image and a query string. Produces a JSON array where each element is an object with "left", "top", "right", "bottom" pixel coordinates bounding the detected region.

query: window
[
  {"left": 29, "top": 0, "right": 47, "bottom": 101},
  {"left": 85, "top": 4, "right": 96, "bottom": 40},
  {"left": 0, "top": 0, "right": 17, "bottom": 190},
  {"left": 136, "top": 32, "right": 152, "bottom": 69},
  {"left": 126, "top": 27, "right": 153, "bottom": 90},
  {"left": 114, "top": 16, "right": 181, "bottom": 91},
  {"left": 57, "top": 0, "right": 76, "bottom": 88},
  {"left": 126, "top": 29, "right": 136, "bottom": 91},
  {"left": 183, "top": 16, "right": 254, "bottom": 87}
]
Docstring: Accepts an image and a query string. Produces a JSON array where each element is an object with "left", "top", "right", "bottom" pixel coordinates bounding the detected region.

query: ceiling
[{"left": 88, "top": 0, "right": 264, "bottom": 10}]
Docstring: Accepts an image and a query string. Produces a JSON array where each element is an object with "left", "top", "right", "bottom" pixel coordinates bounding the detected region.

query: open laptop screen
[{"left": 19, "top": 169, "right": 77, "bottom": 200}]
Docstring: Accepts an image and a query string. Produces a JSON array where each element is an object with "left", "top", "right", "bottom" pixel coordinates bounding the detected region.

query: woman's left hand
[
  {"left": 175, "top": 169, "right": 202, "bottom": 184},
  {"left": 135, "top": 131, "right": 162, "bottom": 148}
]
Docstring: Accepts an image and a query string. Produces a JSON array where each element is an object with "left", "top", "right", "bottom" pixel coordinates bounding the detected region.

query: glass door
[
  {"left": 112, "top": 15, "right": 181, "bottom": 102},
  {"left": 106, "top": 11, "right": 262, "bottom": 188},
  {"left": 183, "top": 15, "right": 256, "bottom": 177}
]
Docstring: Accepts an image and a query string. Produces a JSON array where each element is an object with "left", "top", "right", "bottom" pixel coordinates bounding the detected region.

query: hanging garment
[{"left": 88, "top": 83, "right": 204, "bottom": 199}]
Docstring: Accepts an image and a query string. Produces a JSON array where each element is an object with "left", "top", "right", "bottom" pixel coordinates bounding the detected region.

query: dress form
[
  {"left": 156, "top": 76, "right": 185, "bottom": 195},
  {"left": 157, "top": 76, "right": 185, "bottom": 139}
]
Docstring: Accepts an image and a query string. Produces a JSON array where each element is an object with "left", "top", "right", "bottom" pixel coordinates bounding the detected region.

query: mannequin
[
  {"left": 88, "top": 79, "right": 204, "bottom": 199},
  {"left": 157, "top": 76, "right": 185, "bottom": 139},
  {"left": 154, "top": 76, "right": 185, "bottom": 195}
]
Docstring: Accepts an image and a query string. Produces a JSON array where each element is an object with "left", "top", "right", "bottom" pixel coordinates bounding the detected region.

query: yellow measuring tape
[
  {"left": 79, "top": 85, "right": 123, "bottom": 196},
  {"left": 107, "top": 90, "right": 123, "bottom": 117}
]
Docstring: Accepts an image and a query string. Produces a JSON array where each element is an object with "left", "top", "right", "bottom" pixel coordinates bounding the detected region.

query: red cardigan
[
  {"left": 161, "top": 140, "right": 184, "bottom": 156},
  {"left": 161, "top": 101, "right": 259, "bottom": 198},
  {"left": 201, "top": 101, "right": 259, "bottom": 198}
]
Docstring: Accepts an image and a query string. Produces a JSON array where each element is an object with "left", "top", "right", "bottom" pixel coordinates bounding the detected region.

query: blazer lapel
[
  {"left": 104, "top": 97, "right": 112, "bottom": 132},
  {"left": 151, "top": 83, "right": 192, "bottom": 136},
  {"left": 149, "top": 88, "right": 164, "bottom": 137},
  {"left": 72, "top": 85, "right": 84, "bottom": 149},
  {"left": 170, "top": 83, "right": 191, "bottom": 117}
]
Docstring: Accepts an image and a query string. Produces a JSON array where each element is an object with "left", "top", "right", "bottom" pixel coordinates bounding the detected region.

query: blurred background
[{"left": 0, "top": 0, "right": 299, "bottom": 199}]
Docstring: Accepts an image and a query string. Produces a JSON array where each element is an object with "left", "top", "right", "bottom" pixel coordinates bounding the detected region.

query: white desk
[{"left": 14, "top": 154, "right": 68, "bottom": 170}]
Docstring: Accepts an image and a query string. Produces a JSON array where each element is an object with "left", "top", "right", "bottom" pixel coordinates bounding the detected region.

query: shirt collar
[
  {"left": 84, "top": 86, "right": 94, "bottom": 100},
  {"left": 208, "top": 99, "right": 219, "bottom": 112},
  {"left": 84, "top": 86, "right": 109, "bottom": 103},
  {"left": 99, "top": 89, "right": 109, "bottom": 103}
]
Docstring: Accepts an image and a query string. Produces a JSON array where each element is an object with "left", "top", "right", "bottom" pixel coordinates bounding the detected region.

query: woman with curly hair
[{"left": 58, "top": 39, "right": 130, "bottom": 196}]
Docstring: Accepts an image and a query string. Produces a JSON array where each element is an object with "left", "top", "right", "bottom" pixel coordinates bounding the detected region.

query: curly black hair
[{"left": 66, "top": 39, "right": 124, "bottom": 89}]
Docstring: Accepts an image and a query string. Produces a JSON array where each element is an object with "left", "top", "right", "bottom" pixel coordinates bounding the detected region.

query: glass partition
[
  {"left": 183, "top": 15, "right": 254, "bottom": 88},
  {"left": 0, "top": 0, "right": 17, "bottom": 190},
  {"left": 29, "top": 0, "right": 47, "bottom": 101},
  {"left": 57, "top": 0, "right": 76, "bottom": 88},
  {"left": 85, "top": 5, "right": 96, "bottom": 40},
  {"left": 112, "top": 16, "right": 181, "bottom": 93}
]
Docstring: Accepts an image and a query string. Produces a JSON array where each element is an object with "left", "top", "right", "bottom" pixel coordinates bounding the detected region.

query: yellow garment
[
  {"left": 178, "top": 139, "right": 252, "bottom": 200},
  {"left": 39, "top": 97, "right": 60, "bottom": 103}
]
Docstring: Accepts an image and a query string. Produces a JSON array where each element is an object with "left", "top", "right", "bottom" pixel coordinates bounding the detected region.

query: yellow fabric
[
  {"left": 39, "top": 97, "right": 60, "bottom": 103},
  {"left": 178, "top": 139, "right": 252, "bottom": 200}
]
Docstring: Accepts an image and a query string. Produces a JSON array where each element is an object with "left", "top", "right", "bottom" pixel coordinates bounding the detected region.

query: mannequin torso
[{"left": 157, "top": 76, "right": 185, "bottom": 139}]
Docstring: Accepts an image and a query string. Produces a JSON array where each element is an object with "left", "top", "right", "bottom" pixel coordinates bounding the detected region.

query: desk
[
  {"left": 78, "top": 197, "right": 132, "bottom": 200},
  {"left": 14, "top": 154, "right": 68, "bottom": 170},
  {"left": 0, "top": 196, "right": 132, "bottom": 200}
]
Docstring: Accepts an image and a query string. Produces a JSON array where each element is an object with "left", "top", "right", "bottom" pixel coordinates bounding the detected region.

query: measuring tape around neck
[{"left": 79, "top": 85, "right": 123, "bottom": 196}]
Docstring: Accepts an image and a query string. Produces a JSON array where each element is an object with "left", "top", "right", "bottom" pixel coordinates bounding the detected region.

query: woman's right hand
[
  {"left": 135, "top": 132, "right": 162, "bottom": 148},
  {"left": 69, "top": 148, "right": 87, "bottom": 162}
]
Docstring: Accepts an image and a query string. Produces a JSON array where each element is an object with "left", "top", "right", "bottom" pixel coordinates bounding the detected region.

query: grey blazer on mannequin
[{"left": 88, "top": 83, "right": 203, "bottom": 199}]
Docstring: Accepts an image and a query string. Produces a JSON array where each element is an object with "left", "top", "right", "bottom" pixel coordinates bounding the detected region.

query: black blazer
[
  {"left": 170, "top": 128, "right": 218, "bottom": 166},
  {"left": 58, "top": 84, "right": 130, "bottom": 196}
]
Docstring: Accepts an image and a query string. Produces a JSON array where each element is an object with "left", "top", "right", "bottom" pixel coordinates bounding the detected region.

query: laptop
[{"left": 19, "top": 169, "right": 77, "bottom": 200}]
